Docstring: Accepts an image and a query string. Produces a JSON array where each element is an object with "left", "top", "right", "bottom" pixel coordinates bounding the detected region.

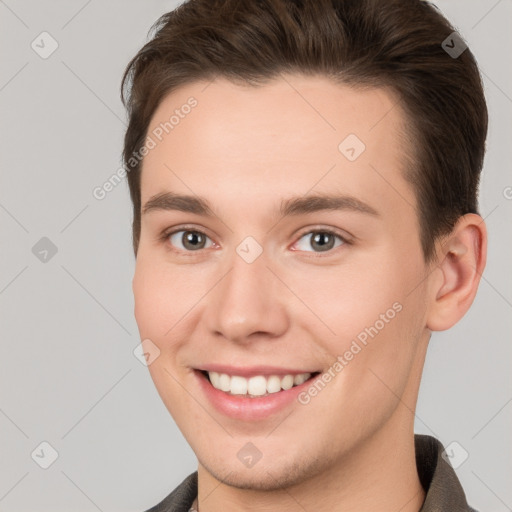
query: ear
[{"left": 426, "top": 213, "right": 487, "bottom": 331}]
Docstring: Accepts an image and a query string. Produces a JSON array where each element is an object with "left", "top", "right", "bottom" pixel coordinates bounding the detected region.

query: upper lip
[{"left": 195, "top": 364, "right": 321, "bottom": 378}]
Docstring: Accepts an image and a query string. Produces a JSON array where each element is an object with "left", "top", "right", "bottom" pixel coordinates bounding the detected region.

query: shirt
[{"left": 144, "top": 434, "right": 478, "bottom": 512}]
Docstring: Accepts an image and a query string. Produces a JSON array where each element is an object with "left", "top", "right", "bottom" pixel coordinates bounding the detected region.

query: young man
[{"left": 121, "top": 0, "right": 487, "bottom": 510}]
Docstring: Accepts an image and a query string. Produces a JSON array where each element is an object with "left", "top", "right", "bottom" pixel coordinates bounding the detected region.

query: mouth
[
  {"left": 197, "top": 369, "right": 322, "bottom": 398},
  {"left": 193, "top": 366, "right": 324, "bottom": 420}
]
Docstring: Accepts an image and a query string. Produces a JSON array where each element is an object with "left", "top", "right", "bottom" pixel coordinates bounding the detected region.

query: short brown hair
[{"left": 121, "top": 0, "right": 488, "bottom": 261}]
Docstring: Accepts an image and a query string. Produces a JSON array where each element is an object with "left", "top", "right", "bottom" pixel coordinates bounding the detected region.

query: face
[{"left": 133, "top": 74, "right": 433, "bottom": 490}]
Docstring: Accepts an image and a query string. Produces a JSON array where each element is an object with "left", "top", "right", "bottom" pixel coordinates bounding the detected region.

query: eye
[
  {"left": 167, "top": 229, "right": 215, "bottom": 252},
  {"left": 293, "top": 229, "right": 347, "bottom": 253},
  {"left": 161, "top": 226, "right": 349, "bottom": 255}
]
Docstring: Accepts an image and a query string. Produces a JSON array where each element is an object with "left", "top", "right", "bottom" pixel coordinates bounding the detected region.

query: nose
[{"left": 203, "top": 246, "right": 290, "bottom": 345}]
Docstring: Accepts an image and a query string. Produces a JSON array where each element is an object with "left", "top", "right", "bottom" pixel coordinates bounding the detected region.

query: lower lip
[{"left": 194, "top": 370, "right": 318, "bottom": 421}]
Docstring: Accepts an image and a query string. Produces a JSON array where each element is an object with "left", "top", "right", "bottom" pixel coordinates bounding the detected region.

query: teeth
[
  {"left": 248, "top": 375, "right": 267, "bottom": 396},
  {"left": 207, "top": 371, "right": 312, "bottom": 397},
  {"left": 219, "top": 373, "right": 231, "bottom": 392},
  {"left": 293, "top": 373, "right": 309, "bottom": 386},
  {"left": 281, "top": 374, "right": 294, "bottom": 390},
  {"left": 266, "top": 375, "right": 282, "bottom": 394},
  {"left": 230, "top": 375, "right": 247, "bottom": 395}
]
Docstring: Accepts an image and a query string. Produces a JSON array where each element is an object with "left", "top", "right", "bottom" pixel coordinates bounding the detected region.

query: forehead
[{"left": 140, "top": 74, "right": 415, "bottom": 220}]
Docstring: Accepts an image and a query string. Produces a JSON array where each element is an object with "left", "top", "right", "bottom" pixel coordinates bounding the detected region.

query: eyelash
[{"left": 158, "top": 225, "right": 352, "bottom": 257}]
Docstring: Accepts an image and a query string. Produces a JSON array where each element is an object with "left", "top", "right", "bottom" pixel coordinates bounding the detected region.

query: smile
[
  {"left": 194, "top": 367, "right": 322, "bottom": 420},
  {"left": 203, "top": 370, "right": 318, "bottom": 397}
]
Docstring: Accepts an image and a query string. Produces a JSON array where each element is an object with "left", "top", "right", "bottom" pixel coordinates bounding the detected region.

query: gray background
[{"left": 0, "top": 1, "right": 510, "bottom": 511}]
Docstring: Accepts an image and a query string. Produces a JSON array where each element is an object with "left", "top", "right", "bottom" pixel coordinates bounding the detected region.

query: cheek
[
  {"left": 284, "top": 253, "right": 426, "bottom": 396},
  {"left": 133, "top": 258, "right": 195, "bottom": 417},
  {"left": 132, "top": 255, "right": 195, "bottom": 343},
  {"left": 284, "top": 258, "right": 406, "bottom": 347},
  {"left": 331, "top": 263, "right": 427, "bottom": 410}
]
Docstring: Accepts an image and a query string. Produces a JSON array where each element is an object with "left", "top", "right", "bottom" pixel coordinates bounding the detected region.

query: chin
[{"left": 198, "top": 451, "right": 328, "bottom": 492}]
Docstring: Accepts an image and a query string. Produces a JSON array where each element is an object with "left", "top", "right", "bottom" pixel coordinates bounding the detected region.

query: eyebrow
[{"left": 142, "top": 191, "right": 379, "bottom": 218}]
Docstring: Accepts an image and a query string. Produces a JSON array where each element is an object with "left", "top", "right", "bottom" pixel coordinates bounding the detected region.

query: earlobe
[{"left": 426, "top": 214, "right": 487, "bottom": 331}]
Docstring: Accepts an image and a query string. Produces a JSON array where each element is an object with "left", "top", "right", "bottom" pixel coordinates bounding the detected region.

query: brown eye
[
  {"left": 168, "top": 230, "right": 213, "bottom": 251},
  {"left": 294, "top": 230, "right": 345, "bottom": 253}
]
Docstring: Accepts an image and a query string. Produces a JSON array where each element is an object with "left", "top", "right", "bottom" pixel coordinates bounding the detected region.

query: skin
[{"left": 132, "top": 74, "right": 487, "bottom": 511}]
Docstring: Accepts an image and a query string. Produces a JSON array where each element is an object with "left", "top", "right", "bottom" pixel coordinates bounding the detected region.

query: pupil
[
  {"left": 312, "top": 232, "right": 334, "bottom": 251},
  {"left": 184, "top": 231, "right": 204, "bottom": 250}
]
